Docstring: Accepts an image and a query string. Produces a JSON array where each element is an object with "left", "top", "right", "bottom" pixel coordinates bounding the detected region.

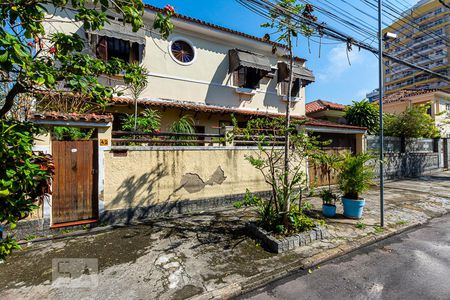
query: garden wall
[
  {"left": 101, "top": 147, "right": 273, "bottom": 223},
  {"left": 367, "top": 136, "right": 447, "bottom": 179}
]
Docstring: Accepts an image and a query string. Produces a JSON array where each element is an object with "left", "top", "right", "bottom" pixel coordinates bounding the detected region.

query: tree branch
[{"left": 0, "top": 83, "right": 25, "bottom": 118}]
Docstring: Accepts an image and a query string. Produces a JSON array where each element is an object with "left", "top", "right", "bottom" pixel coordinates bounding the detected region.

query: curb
[{"left": 192, "top": 213, "right": 447, "bottom": 300}]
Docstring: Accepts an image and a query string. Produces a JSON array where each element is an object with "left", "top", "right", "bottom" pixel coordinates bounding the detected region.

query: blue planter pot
[
  {"left": 342, "top": 197, "right": 365, "bottom": 219},
  {"left": 322, "top": 204, "right": 336, "bottom": 218}
]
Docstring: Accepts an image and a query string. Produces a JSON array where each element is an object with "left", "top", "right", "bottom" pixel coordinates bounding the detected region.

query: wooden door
[{"left": 52, "top": 141, "right": 98, "bottom": 225}]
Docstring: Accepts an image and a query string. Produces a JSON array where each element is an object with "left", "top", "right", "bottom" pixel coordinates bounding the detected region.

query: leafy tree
[
  {"left": 240, "top": 117, "right": 324, "bottom": 234},
  {"left": 0, "top": 1, "right": 175, "bottom": 118},
  {"left": 383, "top": 104, "right": 440, "bottom": 138},
  {"left": 1, "top": 121, "right": 54, "bottom": 259},
  {"left": 260, "top": 1, "right": 316, "bottom": 227},
  {"left": 344, "top": 99, "right": 379, "bottom": 135}
]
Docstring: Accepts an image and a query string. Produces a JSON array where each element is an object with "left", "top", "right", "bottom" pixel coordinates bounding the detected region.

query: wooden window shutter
[
  {"left": 130, "top": 42, "right": 139, "bottom": 63},
  {"left": 238, "top": 68, "right": 246, "bottom": 87},
  {"left": 89, "top": 34, "right": 98, "bottom": 55},
  {"left": 97, "top": 36, "right": 108, "bottom": 61},
  {"left": 291, "top": 78, "right": 300, "bottom": 97}
]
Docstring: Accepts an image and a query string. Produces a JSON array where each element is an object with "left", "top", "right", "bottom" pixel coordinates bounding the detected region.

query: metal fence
[
  {"left": 112, "top": 128, "right": 287, "bottom": 147},
  {"left": 367, "top": 135, "right": 438, "bottom": 153}
]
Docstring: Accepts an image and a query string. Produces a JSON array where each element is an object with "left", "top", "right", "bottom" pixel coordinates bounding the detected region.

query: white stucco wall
[{"left": 42, "top": 6, "right": 308, "bottom": 117}]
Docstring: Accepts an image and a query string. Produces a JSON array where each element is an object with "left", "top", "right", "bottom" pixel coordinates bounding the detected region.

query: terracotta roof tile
[
  {"left": 111, "top": 97, "right": 365, "bottom": 131},
  {"left": 31, "top": 111, "right": 113, "bottom": 123},
  {"left": 305, "top": 99, "right": 347, "bottom": 114},
  {"left": 382, "top": 89, "right": 449, "bottom": 104},
  {"left": 144, "top": 4, "right": 287, "bottom": 50}
]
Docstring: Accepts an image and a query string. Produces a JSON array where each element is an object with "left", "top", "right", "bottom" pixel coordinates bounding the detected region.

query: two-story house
[
  {"left": 382, "top": 89, "right": 450, "bottom": 137},
  {"left": 40, "top": 4, "right": 365, "bottom": 138}
]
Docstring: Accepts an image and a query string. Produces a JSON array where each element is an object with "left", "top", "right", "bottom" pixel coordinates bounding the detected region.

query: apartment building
[{"left": 383, "top": 0, "right": 449, "bottom": 95}]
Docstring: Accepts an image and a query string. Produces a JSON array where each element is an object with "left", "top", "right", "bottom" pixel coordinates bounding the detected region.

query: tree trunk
[
  {"left": 282, "top": 32, "right": 294, "bottom": 228},
  {"left": 0, "top": 83, "right": 24, "bottom": 119}
]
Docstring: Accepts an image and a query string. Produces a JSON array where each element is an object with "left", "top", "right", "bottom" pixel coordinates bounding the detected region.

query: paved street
[
  {"left": 240, "top": 213, "right": 450, "bottom": 300},
  {"left": 0, "top": 173, "right": 449, "bottom": 300}
]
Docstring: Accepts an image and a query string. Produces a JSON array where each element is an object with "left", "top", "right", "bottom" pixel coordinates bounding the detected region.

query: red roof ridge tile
[
  {"left": 111, "top": 97, "right": 364, "bottom": 131},
  {"left": 306, "top": 99, "right": 347, "bottom": 114},
  {"left": 31, "top": 111, "right": 113, "bottom": 123},
  {"left": 144, "top": 4, "right": 288, "bottom": 50},
  {"left": 383, "top": 88, "right": 449, "bottom": 104}
]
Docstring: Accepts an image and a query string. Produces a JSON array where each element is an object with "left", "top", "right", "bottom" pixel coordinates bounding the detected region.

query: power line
[{"left": 239, "top": 0, "right": 450, "bottom": 82}]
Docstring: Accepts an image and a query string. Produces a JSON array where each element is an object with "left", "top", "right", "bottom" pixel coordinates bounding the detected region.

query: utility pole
[{"left": 378, "top": 0, "right": 385, "bottom": 227}]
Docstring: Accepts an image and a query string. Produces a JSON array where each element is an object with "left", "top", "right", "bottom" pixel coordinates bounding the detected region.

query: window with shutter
[
  {"left": 280, "top": 78, "right": 300, "bottom": 97},
  {"left": 94, "top": 36, "right": 143, "bottom": 63},
  {"left": 233, "top": 67, "right": 262, "bottom": 89},
  {"left": 97, "top": 36, "right": 108, "bottom": 61}
]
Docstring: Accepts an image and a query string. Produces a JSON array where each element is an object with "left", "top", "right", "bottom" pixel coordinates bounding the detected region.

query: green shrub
[
  {"left": 383, "top": 104, "right": 440, "bottom": 138},
  {"left": 121, "top": 108, "right": 161, "bottom": 132},
  {"left": 344, "top": 100, "right": 379, "bottom": 135},
  {"left": 338, "top": 152, "right": 374, "bottom": 199},
  {"left": 53, "top": 126, "right": 94, "bottom": 141},
  {"left": 0, "top": 120, "right": 54, "bottom": 259}
]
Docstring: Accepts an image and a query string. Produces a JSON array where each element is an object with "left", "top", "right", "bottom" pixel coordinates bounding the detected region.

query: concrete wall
[
  {"left": 102, "top": 147, "right": 270, "bottom": 221},
  {"left": 367, "top": 135, "right": 445, "bottom": 179}
]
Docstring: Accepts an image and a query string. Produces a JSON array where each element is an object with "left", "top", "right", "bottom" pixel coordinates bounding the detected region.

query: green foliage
[
  {"left": 241, "top": 117, "right": 324, "bottom": 234},
  {"left": 170, "top": 115, "right": 195, "bottom": 135},
  {"left": 0, "top": 236, "right": 21, "bottom": 259},
  {"left": 233, "top": 201, "right": 243, "bottom": 209},
  {"left": 383, "top": 104, "right": 440, "bottom": 138},
  {"left": 169, "top": 115, "right": 196, "bottom": 145},
  {"left": 261, "top": 1, "right": 316, "bottom": 51},
  {"left": 320, "top": 190, "right": 339, "bottom": 206},
  {"left": 154, "top": 5, "right": 175, "bottom": 39},
  {"left": 242, "top": 189, "right": 261, "bottom": 207},
  {"left": 121, "top": 108, "right": 161, "bottom": 133},
  {"left": 355, "top": 222, "right": 367, "bottom": 230},
  {"left": 374, "top": 226, "right": 384, "bottom": 234},
  {"left": 0, "top": 120, "right": 54, "bottom": 259},
  {"left": 53, "top": 126, "right": 94, "bottom": 141},
  {"left": 344, "top": 99, "right": 380, "bottom": 135},
  {"left": 337, "top": 152, "right": 375, "bottom": 200},
  {"left": 0, "top": 1, "right": 174, "bottom": 117}
]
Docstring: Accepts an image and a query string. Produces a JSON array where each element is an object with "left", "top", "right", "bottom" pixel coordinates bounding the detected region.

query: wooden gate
[
  {"left": 52, "top": 140, "right": 98, "bottom": 225},
  {"left": 309, "top": 147, "right": 350, "bottom": 187}
]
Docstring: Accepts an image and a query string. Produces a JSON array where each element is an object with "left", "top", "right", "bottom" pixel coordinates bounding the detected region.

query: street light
[{"left": 378, "top": 0, "right": 397, "bottom": 227}]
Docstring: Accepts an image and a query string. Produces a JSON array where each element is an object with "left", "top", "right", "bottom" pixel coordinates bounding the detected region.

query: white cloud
[{"left": 317, "top": 44, "right": 365, "bottom": 82}]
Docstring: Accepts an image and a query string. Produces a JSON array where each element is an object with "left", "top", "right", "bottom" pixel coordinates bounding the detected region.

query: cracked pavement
[{"left": 1, "top": 172, "right": 450, "bottom": 300}]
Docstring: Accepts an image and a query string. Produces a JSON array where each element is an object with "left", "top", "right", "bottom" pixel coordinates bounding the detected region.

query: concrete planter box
[{"left": 247, "top": 222, "right": 328, "bottom": 253}]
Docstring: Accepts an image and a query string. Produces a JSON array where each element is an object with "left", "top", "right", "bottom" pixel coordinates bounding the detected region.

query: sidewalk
[{"left": 1, "top": 172, "right": 449, "bottom": 300}]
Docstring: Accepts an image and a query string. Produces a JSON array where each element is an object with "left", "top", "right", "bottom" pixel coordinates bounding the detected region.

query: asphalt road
[{"left": 239, "top": 214, "right": 450, "bottom": 300}]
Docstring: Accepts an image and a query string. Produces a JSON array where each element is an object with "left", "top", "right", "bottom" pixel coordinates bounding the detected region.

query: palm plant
[
  {"left": 169, "top": 115, "right": 196, "bottom": 145},
  {"left": 337, "top": 152, "right": 375, "bottom": 200}
]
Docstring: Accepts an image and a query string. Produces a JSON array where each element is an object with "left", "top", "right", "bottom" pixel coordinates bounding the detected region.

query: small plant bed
[{"left": 247, "top": 222, "right": 328, "bottom": 254}]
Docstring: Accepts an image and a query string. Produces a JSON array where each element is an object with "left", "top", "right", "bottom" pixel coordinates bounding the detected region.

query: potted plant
[
  {"left": 320, "top": 190, "right": 339, "bottom": 217},
  {"left": 338, "top": 152, "right": 374, "bottom": 219}
]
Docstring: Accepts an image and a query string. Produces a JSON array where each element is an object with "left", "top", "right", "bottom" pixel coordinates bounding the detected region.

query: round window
[{"left": 170, "top": 40, "right": 195, "bottom": 65}]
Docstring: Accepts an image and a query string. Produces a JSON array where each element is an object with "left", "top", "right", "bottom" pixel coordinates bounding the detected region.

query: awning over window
[
  {"left": 277, "top": 62, "right": 315, "bottom": 85},
  {"left": 86, "top": 21, "right": 146, "bottom": 45},
  {"left": 229, "top": 49, "right": 272, "bottom": 73}
]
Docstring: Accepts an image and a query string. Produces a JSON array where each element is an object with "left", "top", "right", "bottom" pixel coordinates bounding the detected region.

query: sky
[{"left": 148, "top": 0, "right": 419, "bottom": 105}]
